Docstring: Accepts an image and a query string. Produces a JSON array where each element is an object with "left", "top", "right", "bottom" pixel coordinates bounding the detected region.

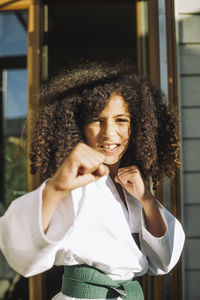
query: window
[
  {"left": 0, "top": 9, "right": 29, "bottom": 300},
  {"left": 0, "top": 10, "right": 28, "bottom": 208}
]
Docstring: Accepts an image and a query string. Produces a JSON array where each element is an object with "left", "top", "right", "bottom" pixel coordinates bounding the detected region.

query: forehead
[{"left": 99, "top": 94, "right": 130, "bottom": 116}]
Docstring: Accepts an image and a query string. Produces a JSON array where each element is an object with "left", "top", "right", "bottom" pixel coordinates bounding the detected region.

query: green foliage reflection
[{"left": 5, "top": 136, "right": 27, "bottom": 208}]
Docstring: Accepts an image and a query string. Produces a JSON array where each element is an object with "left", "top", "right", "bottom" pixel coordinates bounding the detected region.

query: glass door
[
  {"left": 2, "top": 68, "right": 28, "bottom": 208},
  {"left": 0, "top": 10, "right": 29, "bottom": 300}
]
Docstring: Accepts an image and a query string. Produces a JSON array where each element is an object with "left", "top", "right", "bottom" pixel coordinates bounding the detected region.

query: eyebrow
[
  {"left": 114, "top": 114, "right": 130, "bottom": 118},
  {"left": 94, "top": 114, "right": 130, "bottom": 119}
]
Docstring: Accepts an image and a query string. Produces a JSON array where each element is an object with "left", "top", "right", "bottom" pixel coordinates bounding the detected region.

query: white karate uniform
[{"left": 0, "top": 175, "right": 185, "bottom": 300}]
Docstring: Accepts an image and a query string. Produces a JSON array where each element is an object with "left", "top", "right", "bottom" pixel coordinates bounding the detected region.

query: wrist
[
  {"left": 140, "top": 190, "right": 157, "bottom": 207},
  {"left": 44, "top": 179, "right": 70, "bottom": 202}
]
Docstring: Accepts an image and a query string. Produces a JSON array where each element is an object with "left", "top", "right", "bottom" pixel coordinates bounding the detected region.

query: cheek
[
  {"left": 84, "top": 126, "right": 99, "bottom": 145},
  {"left": 120, "top": 127, "right": 131, "bottom": 150},
  {"left": 120, "top": 125, "right": 131, "bottom": 141}
]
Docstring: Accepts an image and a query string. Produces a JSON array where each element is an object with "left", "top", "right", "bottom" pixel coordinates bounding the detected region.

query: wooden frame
[
  {"left": 147, "top": 1, "right": 165, "bottom": 298},
  {"left": 147, "top": 1, "right": 182, "bottom": 300},
  {"left": 0, "top": 1, "right": 43, "bottom": 299},
  {"left": 136, "top": 0, "right": 149, "bottom": 75},
  {"left": 27, "top": 2, "right": 44, "bottom": 299},
  {"left": 0, "top": 0, "right": 31, "bottom": 10},
  {"left": 165, "top": 1, "right": 182, "bottom": 300},
  {"left": 147, "top": 0, "right": 160, "bottom": 88},
  {"left": 0, "top": 0, "right": 42, "bottom": 187},
  {"left": 136, "top": 1, "right": 164, "bottom": 299}
]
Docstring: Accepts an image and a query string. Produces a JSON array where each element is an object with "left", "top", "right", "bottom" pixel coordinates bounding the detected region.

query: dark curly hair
[{"left": 30, "top": 61, "right": 180, "bottom": 188}]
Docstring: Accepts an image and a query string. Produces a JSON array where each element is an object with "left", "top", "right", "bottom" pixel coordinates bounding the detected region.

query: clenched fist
[
  {"left": 115, "top": 166, "right": 149, "bottom": 203},
  {"left": 42, "top": 143, "right": 109, "bottom": 231},
  {"left": 48, "top": 143, "right": 109, "bottom": 195},
  {"left": 115, "top": 166, "right": 167, "bottom": 237}
]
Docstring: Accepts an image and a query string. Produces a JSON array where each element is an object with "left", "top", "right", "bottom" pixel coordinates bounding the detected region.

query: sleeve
[
  {"left": 0, "top": 181, "right": 74, "bottom": 277},
  {"left": 139, "top": 202, "right": 185, "bottom": 275}
]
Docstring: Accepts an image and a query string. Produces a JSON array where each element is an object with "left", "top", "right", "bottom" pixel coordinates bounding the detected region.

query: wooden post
[
  {"left": 0, "top": 0, "right": 31, "bottom": 10},
  {"left": 147, "top": 1, "right": 165, "bottom": 300},
  {"left": 136, "top": 0, "right": 149, "bottom": 75},
  {"left": 27, "top": 1, "right": 44, "bottom": 300},
  {"left": 165, "top": 1, "right": 182, "bottom": 300},
  {"left": 27, "top": 0, "right": 41, "bottom": 192},
  {"left": 0, "top": 1, "right": 44, "bottom": 299},
  {"left": 136, "top": 1, "right": 164, "bottom": 298},
  {"left": 147, "top": 0, "right": 160, "bottom": 88}
]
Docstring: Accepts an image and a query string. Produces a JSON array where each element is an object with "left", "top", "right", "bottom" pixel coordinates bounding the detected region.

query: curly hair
[{"left": 30, "top": 61, "right": 180, "bottom": 188}]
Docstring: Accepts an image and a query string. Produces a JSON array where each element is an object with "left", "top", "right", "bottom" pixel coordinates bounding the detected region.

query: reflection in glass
[
  {"left": 0, "top": 9, "right": 29, "bottom": 300},
  {"left": 5, "top": 69, "right": 27, "bottom": 118},
  {"left": 3, "top": 69, "right": 28, "bottom": 208},
  {"left": 0, "top": 11, "right": 27, "bottom": 57}
]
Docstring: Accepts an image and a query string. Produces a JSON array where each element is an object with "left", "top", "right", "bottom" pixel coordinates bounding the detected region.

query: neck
[{"left": 107, "top": 162, "right": 120, "bottom": 180}]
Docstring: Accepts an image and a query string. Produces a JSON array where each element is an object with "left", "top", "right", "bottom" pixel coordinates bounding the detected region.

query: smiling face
[{"left": 83, "top": 94, "right": 131, "bottom": 166}]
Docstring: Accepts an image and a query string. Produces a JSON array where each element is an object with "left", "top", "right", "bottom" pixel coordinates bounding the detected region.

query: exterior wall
[{"left": 175, "top": 1, "right": 200, "bottom": 299}]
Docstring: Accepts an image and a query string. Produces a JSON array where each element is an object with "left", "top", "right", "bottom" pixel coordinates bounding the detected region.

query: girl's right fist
[{"left": 47, "top": 143, "right": 109, "bottom": 194}]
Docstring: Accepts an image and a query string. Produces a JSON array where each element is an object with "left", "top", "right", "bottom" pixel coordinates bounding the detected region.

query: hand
[
  {"left": 48, "top": 143, "right": 109, "bottom": 196},
  {"left": 42, "top": 143, "right": 109, "bottom": 232},
  {"left": 115, "top": 166, "right": 167, "bottom": 237},
  {"left": 115, "top": 165, "right": 150, "bottom": 203}
]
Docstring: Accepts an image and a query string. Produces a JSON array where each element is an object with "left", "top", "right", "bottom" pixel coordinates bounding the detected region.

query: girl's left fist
[{"left": 115, "top": 166, "right": 148, "bottom": 202}]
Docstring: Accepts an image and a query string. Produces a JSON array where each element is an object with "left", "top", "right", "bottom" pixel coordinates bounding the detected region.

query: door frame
[
  {"left": 0, "top": 1, "right": 182, "bottom": 299},
  {"left": 0, "top": 1, "right": 43, "bottom": 299}
]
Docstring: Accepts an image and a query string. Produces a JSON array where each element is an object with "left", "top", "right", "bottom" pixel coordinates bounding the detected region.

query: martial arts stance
[{"left": 0, "top": 62, "right": 185, "bottom": 300}]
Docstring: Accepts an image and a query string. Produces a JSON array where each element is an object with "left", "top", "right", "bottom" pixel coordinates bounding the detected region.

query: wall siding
[
  {"left": 181, "top": 76, "right": 200, "bottom": 106},
  {"left": 182, "top": 139, "right": 200, "bottom": 171},
  {"left": 176, "top": 1, "right": 200, "bottom": 299},
  {"left": 180, "top": 45, "right": 200, "bottom": 74},
  {"left": 183, "top": 173, "right": 200, "bottom": 204},
  {"left": 185, "top": 239, "right": 200, "bottom": 268},
  {"left": 184, "top": 205, "right": 200, "bottom": 236},
  {"left": 177, "top": 0, "right": 200, "bottom": 14},
  {"left": 179, "top": 14, "right": 200, "bottom": 43},
  {"left": 182, "top": 108, "right": 200, "bottom": 138},
  {"left": 185, "top": 271, "right": 200, "bottom": 300}
]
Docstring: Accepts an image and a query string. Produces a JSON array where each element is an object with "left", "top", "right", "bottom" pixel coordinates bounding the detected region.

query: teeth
[{"left": 102, "top": 145, "right": 117, "bottom": 149}]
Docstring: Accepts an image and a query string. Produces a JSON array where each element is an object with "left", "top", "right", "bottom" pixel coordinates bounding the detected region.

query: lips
[
  {"left": 100, "top": 143, "right": 120, "bottom": 153},
  {"left": 101, "top": 144, "right": 118, "bottom": 149}
]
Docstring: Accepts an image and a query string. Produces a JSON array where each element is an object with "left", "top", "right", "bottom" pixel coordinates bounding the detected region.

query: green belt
[{"left": 61, "top": 264, "right": 144, "bottom": 300}]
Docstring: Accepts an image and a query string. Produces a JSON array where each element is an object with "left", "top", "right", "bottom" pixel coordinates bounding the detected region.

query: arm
[
  {"left": 140, "top": 191, "right": 167, "bottom": 237},
  {"left": 115, "top": 166, "right": 185, "bottom": 274},
  {"left": 0, "top": 143, "right": 108, "bottom": 276},
  {"left": 42, "top": 143, "right": 108, "bottom": 232},
  {"left": 115, "top": 166, "right": 166, "bottom": 237},
  {"left": 0, "top": 182, "right": 64, "bottom": 277},
  {"left": 140, "top": 203, "right": 185, "bottom": 274}
]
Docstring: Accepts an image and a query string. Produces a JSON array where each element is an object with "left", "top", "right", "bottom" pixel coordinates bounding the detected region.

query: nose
[{"left": 102, "top": 120, "right": 115, "bottom": 139}]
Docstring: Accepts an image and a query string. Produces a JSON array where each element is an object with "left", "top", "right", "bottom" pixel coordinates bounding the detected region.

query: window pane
[
  {"left": 3, "top": 69, "right": 28, "bottom": 209},
  {"left": 5, "top": 69, "right": 27, "bottom": 119},
  {"left": 0, "top": 11, "right": 27, "bottom": 57},
  {"left": 0, "top": 9, "right": 29, "bottom": 300}
]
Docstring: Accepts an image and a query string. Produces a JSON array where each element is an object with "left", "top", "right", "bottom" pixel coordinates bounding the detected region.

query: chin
[{"left": 104, "top": 159, "right": 120, "bottom": 166}]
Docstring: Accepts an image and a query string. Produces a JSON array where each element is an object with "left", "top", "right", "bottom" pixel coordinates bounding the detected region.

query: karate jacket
[{"left": 0, "top": 175, "right": 185, "bottom": 300}]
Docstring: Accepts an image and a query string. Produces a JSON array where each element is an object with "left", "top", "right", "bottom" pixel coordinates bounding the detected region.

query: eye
[{"left": 116, "top": 118, "right": 129, "bottom": 122}]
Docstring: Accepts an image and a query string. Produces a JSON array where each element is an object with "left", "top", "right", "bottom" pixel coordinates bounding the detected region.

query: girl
[{"left": 0, "top": 62, "right": 185, "bottom": 300}]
